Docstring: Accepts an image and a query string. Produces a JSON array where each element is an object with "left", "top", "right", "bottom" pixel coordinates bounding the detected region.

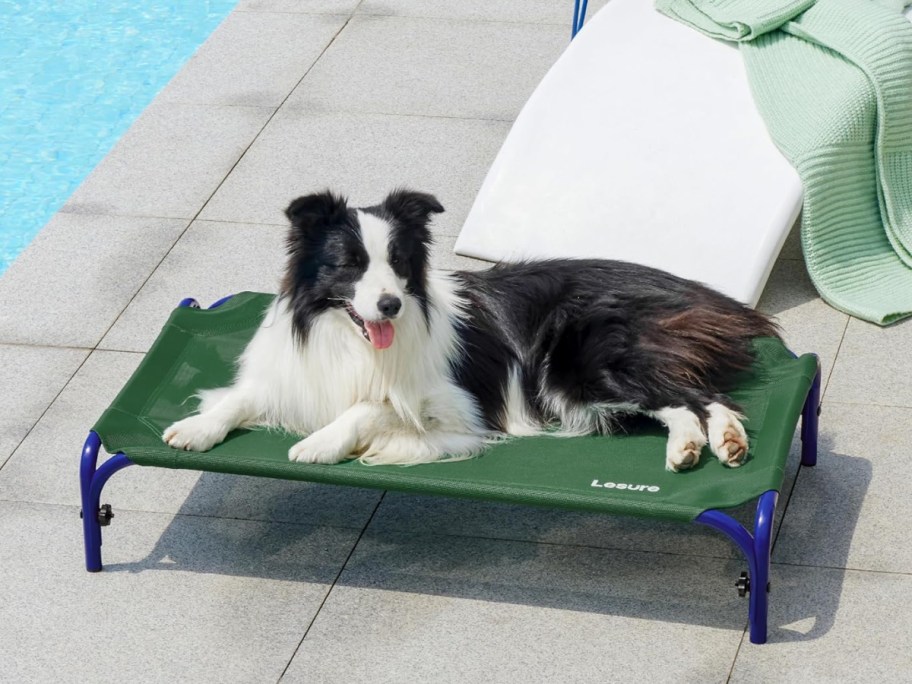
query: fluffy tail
[{"left": 646, "top": 296, "right": 780, "bottom": 393}]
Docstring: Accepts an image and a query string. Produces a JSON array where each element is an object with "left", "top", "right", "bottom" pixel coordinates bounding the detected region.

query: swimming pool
[{"left": 0, "top": 1, "right": 237, "bottom": 275}]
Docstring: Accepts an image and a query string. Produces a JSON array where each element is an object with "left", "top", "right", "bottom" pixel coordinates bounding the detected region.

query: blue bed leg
[
  {"left": 80, "top": 295, "right": 229, "bottom": 572},
  {"left": 800, "top": 359, "right": 821, "bottom": 467},
  {"left": 571, "top": 0, "right": 589, "bottom": 39},
  {"left": 695, "top": 489, "right": 778, "bottom": 644},
  {"left": 179, "top": 295, "right": 233, "bottom": 310},
  {"left": 80, "top": 432, "right": 134, "bottom": 572}
]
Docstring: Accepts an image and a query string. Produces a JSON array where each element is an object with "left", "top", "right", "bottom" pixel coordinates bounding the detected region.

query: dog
[{"left": 163, "top": 189, "right": 779, "bottom": 472}]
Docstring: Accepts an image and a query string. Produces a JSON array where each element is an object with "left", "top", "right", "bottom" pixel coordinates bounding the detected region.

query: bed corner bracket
[
  {"left": 79, "top": 431, "right": 134, "bottom": 572},
  {"left": 695, "top": 489, "right": 778, "bottom": 645}
]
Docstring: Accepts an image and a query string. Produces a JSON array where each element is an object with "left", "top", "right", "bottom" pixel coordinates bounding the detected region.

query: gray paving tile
[
  {"left": 100, "top": 220, "right": 287, "bottom": 353},
  {"left": 0, "top": 345, "right": 87, "bottom": 468},
  {"left": 0, "top": 213, "right": 187, "bottom": 347},
  {"left": 284, "top": 15, "right": 568, "bottom": 120},
  {"left": 0, "top": 351, "right": 381, "bottom": 529},
  {"left": 0, "top": 500, "right": 357, "bottom": 682},
  {"left": 3, "top": 0, "right": 897, "bottom": 677},
  {"left": 774, "top": 402, "right": 912, "bottom": 574},
  {"left": 826, "top": 315, "right": 912, "bottom": 408},
  {"left": 756, "top": 257, "right": 848, "bottom": 389},
  {"left": 62, "top": 102, "right": 273, "bottom": 219},
  {"left": 730, "top": 565, "right": 912, "bottom": 682},
  {"left": 236, "top": 0, "right": 359, "bottom": 12},
  {"left": 157, "top": 12, "right": 347, "bottom": 106},
  {"left": 199, "top": 109, "right": 510, "bottom": 235},
  {"left": 372, "top": 436, "right": 805, "bottom": 560},
  {"left": 358, "top": 0, "right": 609, "bottom": 25},
  {"left": 283, "top": 531, "right": 744, "bottom": 683}
]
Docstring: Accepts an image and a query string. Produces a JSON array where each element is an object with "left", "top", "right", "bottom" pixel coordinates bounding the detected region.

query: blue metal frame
[
  {"left": 177, "top": 297, "right": 201, "bottom": 309},
  {"left": 209, "top": 294, "right": 235, "bottom": 309},
  {"left": 694, "top": 358, "right": 821, "bottom": 644},
  {"left": 79, "top": 431, "right": 134, "bottom": 572},
  {"left": 800, "top": 359, "right": 821, "bottom": 467},
  {"left": 79, "top": 295, "right": 233, "bottom": 572},
  {"left": 696, "top": 490, "right": 777, "bottom": 644},
  {"left": 572, "top": 0, "right": 590, "bottom": 39}
]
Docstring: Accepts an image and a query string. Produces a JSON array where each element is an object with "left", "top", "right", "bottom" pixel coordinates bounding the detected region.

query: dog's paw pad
[
  {"left": 707, "top": 404, "right": 749, "bottom": 468},
  {"left": 666, "top": 439, "right": 704, "bottom": 472},
  {"left": 162, "top": 415, "right": 227, "bottom": 452},
  {"left": 717, "top": 429, "right": 747, "bottom": 467},
  {"left": 288, "top": 429, "right": 353, "bottom": 465}
]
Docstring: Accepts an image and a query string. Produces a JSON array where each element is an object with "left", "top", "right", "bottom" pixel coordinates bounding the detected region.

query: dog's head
[{"left": 281, "top": 189, "right": 444, "bottom": 349}]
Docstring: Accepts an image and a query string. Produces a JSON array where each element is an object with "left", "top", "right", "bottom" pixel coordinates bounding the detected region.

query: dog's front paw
[
  {"left": 163, "top": 415, "right": 229, "bottom": 451},
  {"left": 288, "top": 427, "right": 355, "bottom": 465},
  {"left": 707, "top": 403, "right": 748, "bottom": 468}
]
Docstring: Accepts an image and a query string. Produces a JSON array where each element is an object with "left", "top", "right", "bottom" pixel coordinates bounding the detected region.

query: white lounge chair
[{"left": 455, "top": 0, "right": 803, "bottom": 306}]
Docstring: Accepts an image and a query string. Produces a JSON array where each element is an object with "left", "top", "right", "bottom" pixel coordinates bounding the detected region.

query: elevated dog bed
[{"left": 80, "top": 293, "right": 820, "bottom": 645}]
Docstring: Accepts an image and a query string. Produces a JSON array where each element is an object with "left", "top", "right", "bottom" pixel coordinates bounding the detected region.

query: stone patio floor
[{"left": 1, "top": 1, "right": 911, "bottom": 682}]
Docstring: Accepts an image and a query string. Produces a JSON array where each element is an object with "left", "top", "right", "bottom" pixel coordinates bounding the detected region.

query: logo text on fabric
[{"left": 591, "top": 480, "right": 660, "bottom": 493}]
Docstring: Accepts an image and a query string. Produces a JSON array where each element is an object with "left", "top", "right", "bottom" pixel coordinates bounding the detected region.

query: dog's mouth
[{"left": 345, "top": 304, "right": 395, "bottom": 350}]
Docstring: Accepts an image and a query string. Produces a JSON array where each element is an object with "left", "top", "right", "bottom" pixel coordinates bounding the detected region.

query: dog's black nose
[{"left": 377, "top": 295, "right": 402, "bottom": 318}]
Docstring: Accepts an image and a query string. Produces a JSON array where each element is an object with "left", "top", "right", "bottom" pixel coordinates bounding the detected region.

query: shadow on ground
[{"left": 98, "top": 431, "right": 869, "bottom": 641}]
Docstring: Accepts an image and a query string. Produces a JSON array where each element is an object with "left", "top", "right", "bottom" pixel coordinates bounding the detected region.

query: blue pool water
[{"left": 0, "top": 1, "right": 237, "bottom": 275}]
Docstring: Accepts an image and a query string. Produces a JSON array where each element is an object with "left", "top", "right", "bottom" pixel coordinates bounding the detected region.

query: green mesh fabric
[{"left": 92, "top": 292, "right": 818, "bottom": 522}]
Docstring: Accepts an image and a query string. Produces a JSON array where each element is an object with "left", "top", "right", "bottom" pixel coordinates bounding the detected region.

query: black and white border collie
[{"left": 163, "top": 189, "right": 779, "bottom": 472}]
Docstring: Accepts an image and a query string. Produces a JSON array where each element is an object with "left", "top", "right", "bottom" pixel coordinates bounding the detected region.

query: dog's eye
[{"left": 390, "top": 254, "right": 401, "bottom": 266}]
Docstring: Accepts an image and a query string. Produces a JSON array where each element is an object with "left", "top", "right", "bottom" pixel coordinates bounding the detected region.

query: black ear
[
  {"left": 285, "top": 191, "right": 349, "bottom": 229},
  {"left": 382, "top": 189, "right": 444, "bottom": 225}
]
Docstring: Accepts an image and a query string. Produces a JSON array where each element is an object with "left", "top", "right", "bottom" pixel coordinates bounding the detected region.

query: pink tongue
[{"left": 365, "top": 320, "right": 395, "bottom": 349}]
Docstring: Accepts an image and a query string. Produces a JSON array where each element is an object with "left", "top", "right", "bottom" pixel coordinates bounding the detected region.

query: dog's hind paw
[
  {"left": 707, "top": 403, "right": 748, "bottom": 468},
  {"left": 653, "top": 407, "right": 707, "bottom": 472},
  {"left": 665, "top": 436, "right": 705, "bottom": 472},
  {"left": 288, "top": 427, "right": 355, "bottom": 465},
  {"left": 163, "top": 415, "right": 228, "bottom": 452}
]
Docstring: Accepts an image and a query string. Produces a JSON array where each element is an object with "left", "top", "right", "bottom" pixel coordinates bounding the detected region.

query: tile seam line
[
  {"left": 233, "top": 5, "right": 581, "bottom": 28},
  {"left": 53, "top": 100, "right": 514, "bottom": 122},
  {"left": 0, "top": 341, "right": 96, "bottom": 353},
  {"left": 9, "top": 498, "right": 909, "bottom": 581},
  {"left": 275, "top": 107, "right": 515, "bottom": 124},
  {"left": 300, "top": 525, "right": 748, "bottom": 562},
  {"left": 726, "top": 631, "right": 748, "bottom": 684},
  {"left": 821, "top": 315, "right": 850, "bottom": 398},
  {"left": 9, "top": 499, "right": 906, "bottom": 562},
  {"left": 276, "top": 489, "right": 386, "bottom": 683},
  {"left": 57, "top": 210, "right": 288, "bottom": 226},
  {"left": 342, "top": 11, "right": 579, "bottom": 30},
  {"left": 94, "top": 344, "right": 173, "bottom": 354},
  {"left": 0, "top": 489, "right": 746, "bottom": 563},
  {"left": 815, "top": 398, "right": 912, "bottom": 410},
  {"left": 234, "top": 9, "right": 353, "bottom": 15},
  {"left": 90, "top": 14, "right": 356, "bottom": 350},
  {"left": 771, "top": 560, "right": 912, "bottom": 577},
  {"left": 228, "top": 10, "right": 350, "bottom": 18},
  {"left": 0, "top": 350, "right": 93, "bottom": 475},
  {"left": 0, "top": 497, "right": 371, "bottom": 532}
]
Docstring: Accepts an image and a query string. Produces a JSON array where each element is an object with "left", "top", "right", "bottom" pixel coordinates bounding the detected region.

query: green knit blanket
[{"left": 656, "top": 0, "right": 912, "bottom": 325}]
